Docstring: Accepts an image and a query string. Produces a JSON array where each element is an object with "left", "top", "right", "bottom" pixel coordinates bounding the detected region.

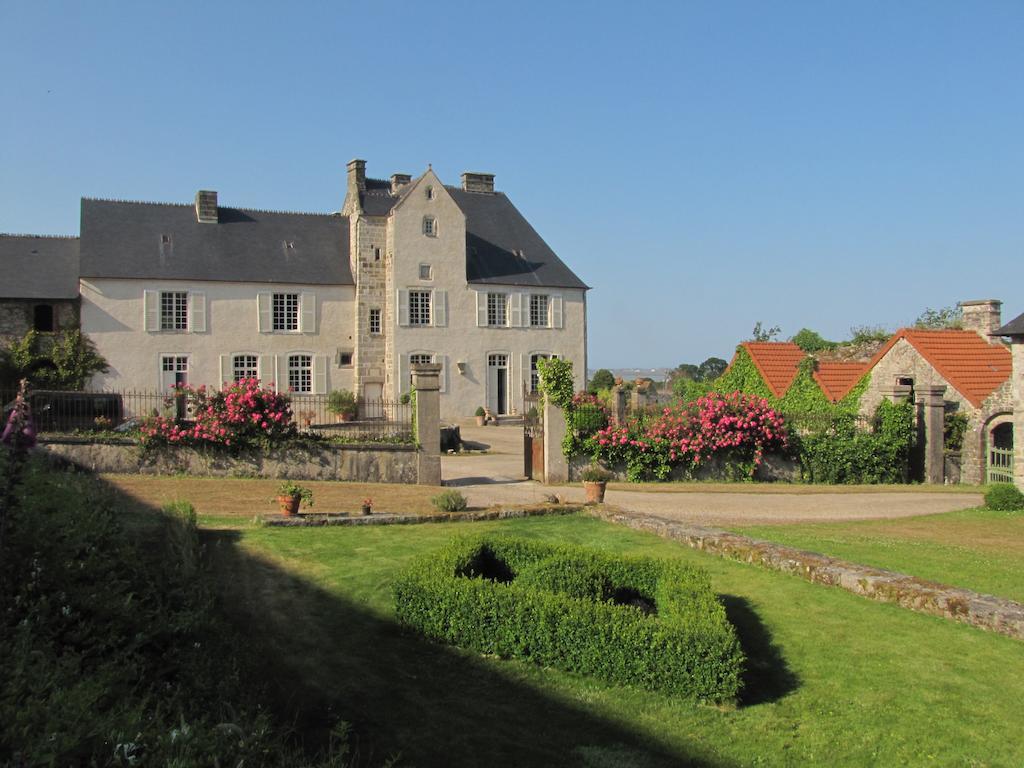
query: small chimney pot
[
  {"left": 390, "top": 173, "right": 412, "bottom": 194},
  {"left": 461, "top": 172, "right": 495, "bottom": 194},
  {"left": 959, "top": 299, "right": 1003, "bottom": 343}
]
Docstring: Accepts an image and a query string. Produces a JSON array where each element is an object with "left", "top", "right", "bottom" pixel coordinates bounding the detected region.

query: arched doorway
[{"left": 986, "top": 417, "right": 1014, "bottom": 484}]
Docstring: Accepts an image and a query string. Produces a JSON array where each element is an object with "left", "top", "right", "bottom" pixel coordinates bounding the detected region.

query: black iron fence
[{"left": 1, "top": 388, "right": 413, "bottom": 441}]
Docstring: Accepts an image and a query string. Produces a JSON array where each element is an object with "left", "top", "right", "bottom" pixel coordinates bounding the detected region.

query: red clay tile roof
[
  {"left": 740, "top": 342, "right": 807, "bottom": 398},
  {"left": 866, "top": 329, "right": 1011, "bottom": 408},
  {"left": 813, "top": 361, "right": 870, "bottom": 403}
]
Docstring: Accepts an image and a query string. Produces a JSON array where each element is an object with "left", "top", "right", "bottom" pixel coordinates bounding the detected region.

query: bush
[
  {"left": 431, "top": 489, "right": 468, "bottom": 512},
  {"left": 581, "top": 463, "right": 613, "bottom": 482},
  {"left": 326, "top": 389, "right": 357, "bottom": 418},
  {"left": 393, "top": 536, "right": 743, "bottom": 702},
  {"left": 985, "top": 483, "right": 1024, "bottom": 511}
]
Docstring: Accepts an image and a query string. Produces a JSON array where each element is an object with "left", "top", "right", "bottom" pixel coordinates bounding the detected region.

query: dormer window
[{"left": 422, "top": 216, "right": 437, "bottom": 237}]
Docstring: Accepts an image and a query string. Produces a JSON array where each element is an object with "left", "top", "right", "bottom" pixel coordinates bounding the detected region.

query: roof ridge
[
  {"left": 83, "top": 197, "right": 340, "bottom": 218},
  {"left": 0, "top": 232, "right": 79, "bottom": 239}
]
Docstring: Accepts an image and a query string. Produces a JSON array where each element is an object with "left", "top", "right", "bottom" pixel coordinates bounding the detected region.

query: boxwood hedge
[{"left": 392, "top": 536, "right": 744, "bottom": 702}]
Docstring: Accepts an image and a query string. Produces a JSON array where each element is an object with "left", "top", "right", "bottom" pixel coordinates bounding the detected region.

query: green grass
[
  {"left": 207, "top": 512, "right": 1024, "bottom": 767},
  {"left": 734, "top": 507, "right": 1024, "bottom": 602}
]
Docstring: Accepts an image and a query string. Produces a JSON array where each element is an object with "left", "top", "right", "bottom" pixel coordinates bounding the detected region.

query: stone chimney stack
[
  {"left": 461, "top": 172, "right": 495, "bottom": 194},
  {"left": 960, "top": 299, "right": 1003, "bottom": 343},
  {"left": 390, "top": 173, "right": 412, "bottom": 194},
  {"left": 347, "top": 158, "right": 367, "bottom": 200},
  {"left": 195, "top": 190, "right": 218, "bottom": 223}
]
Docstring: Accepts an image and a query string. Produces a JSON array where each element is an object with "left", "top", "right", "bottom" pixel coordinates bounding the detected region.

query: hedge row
[{"left": 392, "top": 536, "right": 743, "bottom": 703}]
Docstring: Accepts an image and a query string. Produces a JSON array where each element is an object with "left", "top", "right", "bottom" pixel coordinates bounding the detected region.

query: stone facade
[{"left": 0, "top": 299, "right": 79, "bottom": 344}]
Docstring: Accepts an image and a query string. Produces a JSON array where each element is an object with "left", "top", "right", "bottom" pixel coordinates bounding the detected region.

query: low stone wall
[
  {"left": 591, "top": 508, "right": 1024, "bottom": 640},
  {"left": 263, "top": 505, "right": 582, "bottom": 527},
  {"left": 37, "top": 438, "right": 418, "bottom": 483},
  {"left": 569, "top": 452, "right": 801, "bottom": 483}
]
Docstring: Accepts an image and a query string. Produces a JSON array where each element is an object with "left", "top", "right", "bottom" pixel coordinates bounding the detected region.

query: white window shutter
[
  {"left": 551, "top": 294, "right": 564, "bottom": 329},
  {"left": 399, "top": 354, "right": 410, "bottom": 396},
  {"left": 259, "top": 354, "right": 275, "bottom": 389},
  {"left": 219, "top": 355, "right": 230, "bottom": 387},
  {"left": 440, "top": 355, "right": 448, "bottom": 393},
  {"left": 509, "top": 293, "right": 523, "bottom": 327},
  {"left": 476, "top": 291, "right": 487, "bottom": 327},
  {"left": 189, "top": 292, "right": 207, "bottom": 333},
  {"left": 397, "top": 289, "right": 410, "bottom": 326},
  {"left": 257, "top": 293, "right": 272, "bottom": 333},
  {"left": 143, "top": 290, "right": 159, "bottom": 332},
  {"left": 434, "top": 289, "right": 447, "bottom": 327},
  {"left": 313, "top": 355, "right": 328, "bottom": 394},
  {"left": 300, "top": 292, "right": 316, "bottom": 334}
]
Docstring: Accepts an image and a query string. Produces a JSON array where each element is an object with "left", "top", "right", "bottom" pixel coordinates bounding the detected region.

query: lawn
[
  {"left": 734, "top": 507, "right": 1024, "bottom": 602},
  {"left": 198, "top": 510, "right": 1024, "bottom": 767}
]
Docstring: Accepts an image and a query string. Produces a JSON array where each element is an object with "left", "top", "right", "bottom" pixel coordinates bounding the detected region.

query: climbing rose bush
[
  {"left": 141, "top": 379, "right": 295, "bottom": 448},
  {"left": 590, "top": 392, "right": 789, "bottom": 481}
]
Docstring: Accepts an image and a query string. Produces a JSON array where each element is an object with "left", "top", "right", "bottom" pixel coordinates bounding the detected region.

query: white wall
[
  {"left": 387, "top": 173, "right": 587, "bottom": 421},
  {"left": 80, "top": 278, "right": 356, "bottom": 394}
]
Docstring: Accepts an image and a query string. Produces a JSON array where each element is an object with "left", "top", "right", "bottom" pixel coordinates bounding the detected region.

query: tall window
[
  {"left": 530, "top": 294, "right": 549, "bottom": 327},
  {"left": 233, "top": 354, "right": 258, "bottom": 382},
  {"left": 422, "top": 216, "right": 437, "bottom": 237},
  {"left": 409, "top": 290, "right": 431, "bottom": 325},
  {"left": 288, "top": 354, "right": 312, "bottom": 393},
  {"left": 273, "top": 293, "right": 299, "bottom": 331},
  {"left": 160, "top": 291, "right": 188, "bottom": 331},
  {"left": 530, "top": 353, "right": 557, "bottom": 393},
  {"left": 369, "top": 308, "right": 381, "bottom": 335},
  {"left": 487, "top": 293, "right": 508, "bottom": 326}
]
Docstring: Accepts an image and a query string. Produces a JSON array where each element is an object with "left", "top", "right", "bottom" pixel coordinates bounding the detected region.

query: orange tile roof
[
  {"left": 813, "top": 361, "right": 870, "bottom": 403},
  {"left": 866, "top": 329, "right": 1011, "bottom": 408},
  {"left": 740, "top": 342, "right": 807, "bottom": 398}
]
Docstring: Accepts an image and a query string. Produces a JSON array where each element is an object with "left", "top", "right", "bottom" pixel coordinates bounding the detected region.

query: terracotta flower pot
[
  {"left": 278, "top": 494, "right": 301, "bottom": 516},
  {"left": 583, "top": 481, "right": 607, "bottom": 504},
  {"left": 475, "top": 416, "right": 485, "bottom": 427},
  {"left": 361, "top": 504, "right": 372, "bottom": 516}
]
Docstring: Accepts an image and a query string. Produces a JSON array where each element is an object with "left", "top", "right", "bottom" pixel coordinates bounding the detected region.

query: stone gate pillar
[
  {"left": 611, "top": 386, "right": 627, "bottom": 426},
  {"left": 412, "top": 363, "right": 442, "bottom": 486},
  {"left": 543, "top": 399, "right": 568, "bottom": 484},
  {"left": 916, "top": 384, "right": 946, "bottom": 484}
]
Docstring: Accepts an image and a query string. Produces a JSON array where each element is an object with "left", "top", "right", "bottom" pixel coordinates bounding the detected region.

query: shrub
[
  {"left": 475, "top": 406, "right": 486, "bottom": 417},
  {"left": 393, "top": 537, "right": 743, "bottom": 702},
  {"left": 581, "top": 463, "right": 613, "bottom": 482},
  {"left": 985, "top": 483, "right": 1024, "bottom": 511},
  {"left": 326, "top": 389, "right": 357, "bottom": 418},
  {"left": 431, "top": 489, "right": 468, "bottom": 512}
]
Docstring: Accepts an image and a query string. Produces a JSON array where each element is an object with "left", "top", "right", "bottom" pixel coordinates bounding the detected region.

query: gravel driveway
[{"left": 441, "top": 422, "right": 982, "bottom": 526}]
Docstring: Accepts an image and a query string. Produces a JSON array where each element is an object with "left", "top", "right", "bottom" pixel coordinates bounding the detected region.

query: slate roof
[
  {"left": 740, "top": 342, "right": 807, "bottom": 398},
  {"left": 0, "top": 234, "right": 80, "bottom": 299},
  {"left": 993, "top": 311, "right": 1024, "bottom": 337},
  {"left": 360, "top": 178, "right": 401, "bottom": 217},
  {"left": 79, "top": 199, "right": 352, "bottom": 285},
  {"left": 814, "top": 361, "right": 869, "bottom": 403},
  {"left": 867, "top": 329, "right": 1011, "bottom": 408}
]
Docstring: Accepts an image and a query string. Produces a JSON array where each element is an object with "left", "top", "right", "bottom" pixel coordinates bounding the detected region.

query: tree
[
  {"left": 672, "top": 363, "right": 699, "bottom": 381},
  {"left": 696, "top": 357, "right": 728, "bottom": 382},
  {"left": 1, "top": 329, "right": 108, "bottom": 390},
  {"left": 914, "top": 305, "right": 962, "bottom": 330},
  {"left": 750, "top": 321, "right": 781, "bottom": 342},
  {"left": 587, "top": 368, "right": 615, "bottom": 393},
  {"left": 789, "top": 328, "right": 836, "bottom": 353}
]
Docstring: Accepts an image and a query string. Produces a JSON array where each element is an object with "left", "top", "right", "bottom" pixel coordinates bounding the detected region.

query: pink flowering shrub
[
  {"left": 590, "top": 392, "right": 789, "bottom": 481},
  {"left": 141, "top": 379, "right": 295, "bottom": 449}
]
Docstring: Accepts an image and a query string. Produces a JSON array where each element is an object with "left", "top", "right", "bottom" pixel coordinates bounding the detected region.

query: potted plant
[
  {"left": 277, "top": 480, "right": 313, "bottom": 517},
  {"left": 327, "top": 389, "right": 358, "bottom": 422},
  {"left": 474, "top": 406, "right": 486, "bottom": 427},
  {"left": 581, "top": 463, "right": 613, "bottom": 504},
  {"left": 361, "top": 497, "right": 373, "bottom": 516}
]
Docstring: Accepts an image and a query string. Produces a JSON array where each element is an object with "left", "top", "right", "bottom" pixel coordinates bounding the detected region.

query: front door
[{"left": 488, "top": 353, "right": 508, "bottom": 415}]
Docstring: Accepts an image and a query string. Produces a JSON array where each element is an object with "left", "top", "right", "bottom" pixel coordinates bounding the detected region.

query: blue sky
[{"left": 2, "top": 0, "right": 1021, "bottom": 369}]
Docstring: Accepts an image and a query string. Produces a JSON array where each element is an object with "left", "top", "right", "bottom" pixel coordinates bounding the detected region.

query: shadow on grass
[
  {"left": 199, "top": 526, "right": 727, "bottom": 767},
  {"left": 720, "top": 595, "right": 799, "bottom": 707}
]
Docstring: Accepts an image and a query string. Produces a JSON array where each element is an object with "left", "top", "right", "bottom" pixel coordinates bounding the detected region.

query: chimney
[
  {"left": 461, "top": 172, "right": 495, "bottom": 194},
  {"left": 390, "top": 173, "right": 412, "bottom": 194},
  {"left": 960, "top": 299, "right": 1003, "bottom": 343},
  {"left": 195, "top": 190, "right": 218, "bottom": 223},
  {"left": 347, "top": 158, "right": 366, "bottom": 200}
]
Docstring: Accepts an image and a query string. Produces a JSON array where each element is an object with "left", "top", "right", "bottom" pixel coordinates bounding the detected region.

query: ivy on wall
[{"left": 712, "top": 347, "right": 774, "bottom": 400}]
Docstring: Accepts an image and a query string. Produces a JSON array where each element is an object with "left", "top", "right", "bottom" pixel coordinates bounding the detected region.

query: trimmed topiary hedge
[
  {"left": 985, "top": 483, "right": 1024, "bottom": 511},
  {"left": 393, "top": 536, "right": 744, "bottom": 703}
]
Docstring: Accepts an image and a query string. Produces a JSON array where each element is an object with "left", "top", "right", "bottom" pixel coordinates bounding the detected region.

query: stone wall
[
  {"left": 0, "top": 299, "right": 79, "bottom": 343},
  {"left": 37, "top": 438, "right": 418, "bottom": 483},
  {"left": 568, "top": 452, "right": 800, "bottom": 483}
]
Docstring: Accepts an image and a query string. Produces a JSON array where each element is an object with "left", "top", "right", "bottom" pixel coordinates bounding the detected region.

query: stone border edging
[
  {"left": 262, "top": 505, "right": 583, "bottom": 527},
  {"left": 590, "top": 508, "right": 1024, "bottom": 641}
]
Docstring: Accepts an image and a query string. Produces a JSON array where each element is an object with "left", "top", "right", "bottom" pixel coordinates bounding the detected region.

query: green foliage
[
  {"left": 713, "top": 347, "right": 774, "bottom": 400},
  {"left": 0, "top": 457, "right": 345, "bottom": 765},
  {"left": 326, "top": 388, "right": 357, "bottom": 417},
  {"left": 750, "top": 321, "right": 781, "bottom": 342},
  {"left": 790, "top": 328, "right": 837, "bottom": 353},
  {"left": 849, "top": 325, "right": 891, "bottom": 344},
  {"left": 673, "top": 376, "right": 713, "bottom": 402},
  {"left": 588, "top": 368, "right": 616, "bottom": 392},
  {"left": 944, "top": 412, "right": 968, "bottom": 452},
  {"left": 392, "top": 536, "right": 743, "bottom": 702},
  {"left": 697, "top": 356, "right": 728, "bottom": 381},
  {"left": 581, "top": 463, "right": 614, "bottom": 482},
  {"left": 1, "top": 329, "right": 109, "bottom": 390},
  {"left": 278, "top": 480, "right": 314, "bottom": 506},
  {"left": 673, "top": 363, "right": 700, "bottom": 381},
  {"left": 537, "top": 357, "right": 575, "bottom": 409},
  {"left": 984, "top": 483, "right": 1024, "bottom": 511},
  {"left": 914, "top": 305, "right": 962, "bottom": 330},
  {"left": 475, "top": 406, "right": 486, "bottom": 417},
  {"left": 431, "top": 489, "right": 468, "bottom": 512},
  {"left": 796, "top": 400, "right": 915, "bottom": 484}
]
